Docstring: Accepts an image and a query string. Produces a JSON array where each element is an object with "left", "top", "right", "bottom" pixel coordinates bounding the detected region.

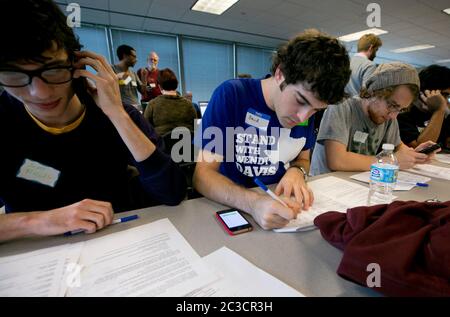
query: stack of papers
[
  {"left": 407, "top": 164, "right": 450, "bottom": 181},
  {"left": 435, "top": 154, "right": 450, "bottom": 164},
  {"left": 275, "top": 176, "right": 370, "bottom": 233},
  {"left": 0, "top": 219, "right": 304, "bottom": 297},
  {"left": 350, "top": 171, "right": 431, "bottom": 191}
]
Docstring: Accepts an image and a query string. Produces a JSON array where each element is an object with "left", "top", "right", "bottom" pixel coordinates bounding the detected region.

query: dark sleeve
[
  {"left": 124, "top": 104, "right": 187, "bottom": 206},
  {"left": 0, "top": 97, "right": 7, "bottom": 208},
  {"left": 443, "top": 116, "right": 450, "bottom": 144},
  {"left": 397, "top": 112, "right": 420, "bottom": 145}
]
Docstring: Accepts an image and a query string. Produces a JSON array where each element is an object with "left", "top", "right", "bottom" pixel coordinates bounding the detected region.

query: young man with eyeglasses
[
  {"left": 0, "top": 0, "right": 186, "bottom": 242},
  {"left": 398, "top": 65, "right": 450, "bottom": 151},
  {"left": 310, "top": 62, "right": 439, "bottom": 176},
  {"left": 193, "top": 30, "right": 351, "bottom": 230}
]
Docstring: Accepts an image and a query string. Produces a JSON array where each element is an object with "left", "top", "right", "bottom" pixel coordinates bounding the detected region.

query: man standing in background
[
  {"left": 112, "top": 45, "right": 147, "bottom": 112},
  {"left": 345, "top": 33, "right": 383, "bottom": 96},
  {"left": 138, "top": 52, "right": 162, "bottom": 103}
]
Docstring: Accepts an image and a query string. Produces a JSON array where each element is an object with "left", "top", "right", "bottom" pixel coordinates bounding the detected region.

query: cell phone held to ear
[
  {"left": 215, "top": 209, "right": 253, "bottom": 236},
  {"left": 418, "top": 143, "right": 441, "bottom": 154}
]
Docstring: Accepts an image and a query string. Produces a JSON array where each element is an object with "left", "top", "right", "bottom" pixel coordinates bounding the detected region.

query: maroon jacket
[
  {"left": 137, "top": 68, "right": 162, "bottom": 102},
  {"left": 314, "top": 201, "right": 450, "bottom": 296}
]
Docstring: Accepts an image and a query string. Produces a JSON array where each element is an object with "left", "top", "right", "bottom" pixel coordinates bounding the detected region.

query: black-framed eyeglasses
[{"left": 0, "top": 65, "right": 74, "bottom": 88}]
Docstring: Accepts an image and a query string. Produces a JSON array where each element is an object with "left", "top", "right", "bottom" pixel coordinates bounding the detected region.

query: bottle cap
[{"left": 382, "top": 143, "right": 395, "bottom": 151}]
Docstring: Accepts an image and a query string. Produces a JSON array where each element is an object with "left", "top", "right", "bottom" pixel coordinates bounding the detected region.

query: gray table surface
[{"left": 1, "top": 167, "right": 449, "bottom": 297}]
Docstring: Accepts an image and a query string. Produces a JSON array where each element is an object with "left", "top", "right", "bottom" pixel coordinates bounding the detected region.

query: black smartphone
[
  {"left": 72, "top": 76, "right": 87, "bottom": 94},
  {"left": 215, "top": 209, "right": 253, "bottom": 236},
  {"left": 418, "top": 143, "right": 441, "bottom": 154}
]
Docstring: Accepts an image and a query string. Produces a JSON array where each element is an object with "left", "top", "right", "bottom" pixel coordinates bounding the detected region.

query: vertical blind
[
  {"left": 74, "top": 26, "right": 110, "bottom": 62},
  {"left": 236, "top": 45, "right": 275, "bottom": 79},
  {"left": 182, "top": 38, "right": 234, "bottom": 102}
]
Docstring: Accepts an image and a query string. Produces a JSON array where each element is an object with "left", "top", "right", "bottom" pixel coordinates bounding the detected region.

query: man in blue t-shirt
[{"left": 193, "top": 30, "right": 351, "bottom": 230}]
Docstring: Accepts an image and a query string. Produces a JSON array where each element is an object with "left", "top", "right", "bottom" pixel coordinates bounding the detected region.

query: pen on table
[
  {"left": 254, "top": 177, "right": 288, "bottom": 207},
  {"left": 64, "top": 214, "right": 139, "bottom": 236},
  {"left": 397, "top": 181, "right": 429, "bottom": 187}
]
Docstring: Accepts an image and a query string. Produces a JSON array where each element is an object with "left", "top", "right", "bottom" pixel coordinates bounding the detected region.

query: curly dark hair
[
  {"left": 419, "top": 65, "right": 450, "bottom": 92},
  {"left": 271, "top": 29, "right": 351, "bottom": 104},
  {"left": 116, "top": 45, "right": 135, "bottom": 60},
  {"left": 0, "top": 0, "right": 82, "bottom": 66}
]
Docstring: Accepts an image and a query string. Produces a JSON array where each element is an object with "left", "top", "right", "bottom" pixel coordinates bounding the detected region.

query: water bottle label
[{"left": 370, "top": 165, "right": 398, "bottom": 183}]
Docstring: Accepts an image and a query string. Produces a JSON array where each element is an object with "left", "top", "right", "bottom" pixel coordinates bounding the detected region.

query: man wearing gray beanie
[{"left": 311, "top": 62, "right": 439, "bottom": 176}]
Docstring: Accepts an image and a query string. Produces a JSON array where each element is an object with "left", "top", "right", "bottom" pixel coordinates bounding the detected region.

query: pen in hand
[
  {"left": 64, "top": 214, "right": 139, "bottom": 236},
  {"left": 254, "top": 177, "right": 289, "bottom": 208}
]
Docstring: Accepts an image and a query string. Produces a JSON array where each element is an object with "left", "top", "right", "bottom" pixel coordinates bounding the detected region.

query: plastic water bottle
[{"left": 367, "top": 144, "right": 399, "bottom": 206}]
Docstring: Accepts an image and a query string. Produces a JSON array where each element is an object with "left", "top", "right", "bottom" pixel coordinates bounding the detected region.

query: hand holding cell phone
[
  {"left": 417, "top": 143, "right": 441, "bottom": 155},
  {"left": 72, "top": 50, "right": 124, "bottom": 117}
]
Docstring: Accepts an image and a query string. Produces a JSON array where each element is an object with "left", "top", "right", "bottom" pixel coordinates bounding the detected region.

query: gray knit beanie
[{"left": 364, "top": 62, "right": 420, "bottom": 92}]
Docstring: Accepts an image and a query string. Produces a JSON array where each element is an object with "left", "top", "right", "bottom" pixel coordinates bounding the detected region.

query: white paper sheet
[
  {"left": 435, "top": 154, "right": 450, "bottom": 164},
  {"left": 66, "top": 218, "right": 218, "bottom": 297},
  {"left": 407, "top": 164, "right": 450, "bottom": 180},
  {"left": 186, "top": 247, "right": 304, "bottom": 297},
  {"left": 0, "top": 245, "right": 69, "bottom": 297},
  {"left": 275, "top": 176, "right": 371, "bottom": 233},
  {"left": 350, "top": 171, "right": 431, "bottom": 191},
  {"left": 57, "top": 243, "right": 84, "bottom": 297}
]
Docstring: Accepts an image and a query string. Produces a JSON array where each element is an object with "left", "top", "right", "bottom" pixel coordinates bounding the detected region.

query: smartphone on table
[{"left": 216, "top": 209, "right": 253, "bottom": 236}]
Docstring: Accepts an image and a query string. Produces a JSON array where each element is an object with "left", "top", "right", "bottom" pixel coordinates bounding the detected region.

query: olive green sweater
[{"left": 144, "top": 94, "right": 197, "bottom": 136}]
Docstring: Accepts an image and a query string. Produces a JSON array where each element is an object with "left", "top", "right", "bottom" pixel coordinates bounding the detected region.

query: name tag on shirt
[
  {"left": 17, "top": 159, "right": 61, "bottom": 188},
  {"left": 119, "top": 76, "right": 132, "bottom": 86},
  {"left": 245, "top": 108, "right": 270, "bottom": 131},
  {"left": 131, "top": 81, "right": 137, "bottom": 87},
  {"left": 149, "top": 83, "right": 156, "bottom": 88},
  {"left": 353, "top": 131, "right": 368, "bottom": 144}
]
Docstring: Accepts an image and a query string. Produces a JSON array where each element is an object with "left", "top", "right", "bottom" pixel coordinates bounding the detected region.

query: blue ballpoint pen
[
  {"left": 397, "top": 181, "right": 429, "bottom": 187},
  {"left": 254, "top": 177, "right": 288, "bottom": 207},
  {"left": 64, "top": 214, "right": 139, "bottom": 236}
]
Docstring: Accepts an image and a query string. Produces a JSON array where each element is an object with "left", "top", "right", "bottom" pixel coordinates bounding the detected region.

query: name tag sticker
[
  {"left": 17, "top": 159, "right": 61, "bottom": 188},
  {"left": 118, "top": 75, "right": 132, "bottom": 86},
  {"left": 245, "top": 108, "right": 271, "bottom": 131},
  {"left": 149, "top": 83, "right": 156, "bottom": 88},
  {"left": 131, "top": 80, "right": 137, "bottom": 87},
  {"left": 297, "top": 119, "right": 309, "bottom": 127},
  {"left": 353, "top": 131, "right": 369, "bottom": 144}
]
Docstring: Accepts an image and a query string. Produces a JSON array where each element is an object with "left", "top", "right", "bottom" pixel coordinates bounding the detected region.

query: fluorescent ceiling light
[
  {"left": 443, "top": 8, "right": 450, "bottom": 15},
  {"left": 436, "top": 59, "right": 450, "bottom": 64},
  {"left": 338, "top": 28, "right": 388, "bottom": 42},
  {"left": 391, "top": 45, "right": 435, "bottom": 53},
  {"left": 191, "top": 0, "right": 239, "bottom": 15}
]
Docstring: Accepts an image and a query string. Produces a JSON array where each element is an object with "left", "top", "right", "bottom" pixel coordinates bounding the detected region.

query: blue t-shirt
[{"left": 196, "top": 78, "right": 315, "bottom": 187}]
